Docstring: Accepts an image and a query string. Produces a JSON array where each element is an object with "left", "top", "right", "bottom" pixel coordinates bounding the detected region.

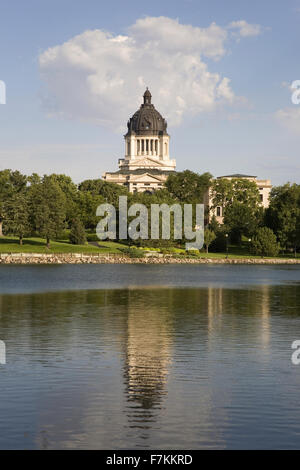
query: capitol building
[
  {"left": 103, "top": 88, "right": 176, "bottom": 192},
  {"left": 103, "top": 89, "right": 272, "bottom": 217}
]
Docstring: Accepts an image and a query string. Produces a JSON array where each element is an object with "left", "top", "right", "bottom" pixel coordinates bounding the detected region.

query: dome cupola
[{"left": 126, "top": 89, "right": 168, "bottom": 136}]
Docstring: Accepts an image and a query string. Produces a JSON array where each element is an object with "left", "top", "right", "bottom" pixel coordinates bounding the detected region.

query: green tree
[
  {"left": 29, "top": 176, "right": 66, "bottom": 248},
  {"left": 127, "top": 189, "right": 183, "bottom": 248},
  {"left": 223, "top": 201, "right": 263, "bottom": 243},
  {"left": 211, "top": 178, "right": 262, "bottom": 243},
  {"left": 48, "top": 174, "right": 78, "bottom": 226},
  {"left": 69, "top": 218, "right": 86, "bottom": 245},
  {"left": 75, "top": 191, "right": 105, "bottom": 230},
  {"left": 3, "top": 191, "right": 31, "bottom": 244},
  {"left": 0, "top": 169, "right": 27, "bottom": 237},
  {"left": 250, "top": 227, "right": 280, "bottom": 257},
  {"left": 79, "top": 179, "right": 128, "bottom": 206},
  {"left": 265, "top": 183, "right": 300, "bottom": 256},
  {"left": 165, "top": 170, "right": 212, "bottom": 203},
  {"left": 211, "top": 177, "right": 261, "bottom": 208},
  {"left": 204, "top": 228, "right": 216, "bottom": 253}
]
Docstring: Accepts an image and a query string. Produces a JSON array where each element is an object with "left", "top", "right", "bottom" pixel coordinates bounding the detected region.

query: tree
[
  {"left": 250, "top": 227, "right": 280, "bottom": 257},
  {"left": 208, "top": 215, "right": 220, "bottom": 234},
  {"left": 204, "top": 228, "right": 216, "bottom": 253},
  {"left": 211, "top": 178, "right": 262, "bottom": 243},
  {"left": 75, "top": 191, "right": 105, "bottom": 230},
  {"left": 48, "top": 174, "right": 78, "bottom": 226},
  {"left": 211, "top": 177, "right": 261, "bottom": 208},
  {"left": 223, "top": 201, "right": 263, "bottom": 243},
  {"left": 79, "top": 179, "right": 128, "bottom": 206},
  {"left": 265, "top": 183, "right": 300, "bottom": 256},
  {"left": 29, "top": 176, "right": 66, "bottom": 248},
  {"left": 69, "top": 218, "right": 86, "bottom": 245},
  {"left": 0, "top": 169, "right": 27, "bottom": 237},
  {"left": 3, "top": 191, "right": 31, "bottom": 244},
  {"left": 165, "top": 170, "right": 212, "bottom": 203},
  {"left": 126, "top": 189, "right": 182, "bottom": 248}
]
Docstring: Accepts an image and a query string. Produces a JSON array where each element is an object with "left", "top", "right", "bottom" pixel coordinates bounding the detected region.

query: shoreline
[{"left": 0, "top": 253, "right": 299, "bottom": 265}]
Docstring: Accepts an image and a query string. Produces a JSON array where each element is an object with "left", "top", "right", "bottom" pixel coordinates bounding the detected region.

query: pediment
[
  {"left": 129, "top": 173, "right": 165, "bottom": 183},
  {"left": 129, "top": 156, "right": 165, "bottom": 167}
]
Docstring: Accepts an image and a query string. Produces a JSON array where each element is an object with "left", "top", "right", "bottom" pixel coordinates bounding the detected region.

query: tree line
[{"left": 0, "top": 169, "right": 299, "bottom": 256}]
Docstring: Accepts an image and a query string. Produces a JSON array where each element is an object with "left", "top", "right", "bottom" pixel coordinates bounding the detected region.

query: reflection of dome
[{"left": 126, "top": 88, "right": 168, "bottom": 136}]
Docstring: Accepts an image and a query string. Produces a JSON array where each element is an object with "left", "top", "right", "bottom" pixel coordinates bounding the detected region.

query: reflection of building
[
  {"left": 124, "top": 291, "right": 172, "bottom": 411},
  {"left": 260, "top": 285, "right": 271, "bottom": 347},
  {"left": 103, "top": 89, "right": 176, "bottom": 193},
  {"left": 205, "top": 174, "right": 272, "bottom": 224}
]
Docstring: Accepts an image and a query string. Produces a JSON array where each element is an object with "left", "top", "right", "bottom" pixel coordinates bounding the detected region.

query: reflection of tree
[{"left": 206, "top": 285, "right": 271, "bottom": 348}]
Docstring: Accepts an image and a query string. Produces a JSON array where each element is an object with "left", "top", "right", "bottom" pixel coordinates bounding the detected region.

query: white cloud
[
  {"left": 275, "top": 107, "right": 300, "bottom": 134},
  {"left": 228, "top": 20, "right": 262, "bottom": 38},
  {"left": 39, "top": 16, "right": 263, "bottom": 129}
]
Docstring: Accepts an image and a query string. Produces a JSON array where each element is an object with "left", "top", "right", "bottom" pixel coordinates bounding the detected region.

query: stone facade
[
  {"left": 103, "top": 88, "right": 176, "bottom": 193},
  {"left": 205, "top": 174, "right": 272, "bottom": 224}
]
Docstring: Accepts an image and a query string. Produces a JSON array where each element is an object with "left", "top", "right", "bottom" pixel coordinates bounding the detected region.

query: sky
[{"left": 0, "top": 0, "right": 299, "bottom": 185}]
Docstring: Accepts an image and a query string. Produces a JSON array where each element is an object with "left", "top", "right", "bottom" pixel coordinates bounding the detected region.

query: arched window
[{"left": 127, "top": 141, "right": 131, "bottom": 155}]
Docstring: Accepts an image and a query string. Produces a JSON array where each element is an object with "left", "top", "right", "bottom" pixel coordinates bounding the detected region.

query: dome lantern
[{"left": 143, "top": 87, "right": 152, "bottom": 104}]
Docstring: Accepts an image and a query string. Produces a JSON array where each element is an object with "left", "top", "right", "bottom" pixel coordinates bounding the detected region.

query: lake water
[{"left": 0, "top": 264, "right": 299, "bottom": 449}]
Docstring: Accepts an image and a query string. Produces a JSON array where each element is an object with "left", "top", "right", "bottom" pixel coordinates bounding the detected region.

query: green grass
[
  {"left": 0, "top": 236, "right": 298, "bottom": 259},
  {"left": 0, "top": 236, "right": 126, "bottom": 254}
]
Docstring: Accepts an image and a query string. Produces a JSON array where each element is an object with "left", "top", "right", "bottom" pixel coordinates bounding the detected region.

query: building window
[
  {"left": 260, "top": 194, "right": 263, "bottom": 202},
  {"left": 127, "top": 142, "right": 130, "bottom": 155},
  {"left": 217, "top": 207, "right": 221, "bottom": 217},
  {"left": 144, "top": 183, "right": 150, "bottom": 186}
]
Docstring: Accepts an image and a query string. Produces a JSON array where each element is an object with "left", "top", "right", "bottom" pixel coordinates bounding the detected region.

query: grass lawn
[
  {"left": 0, "top": 236, "right": 298, "bottom": 259},
  {"left": 0, "top": 236, "right": 126, "bottom": 254}
]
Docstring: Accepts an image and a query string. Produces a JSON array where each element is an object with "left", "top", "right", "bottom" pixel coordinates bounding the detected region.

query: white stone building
[
  {"left": 103, "top": 89, "right": 272, "bottom": 218},
  {"left": 103, "top": 88, "right": 176, "bottom": 192},
  {"left": 206, "top": 174, "right": 272, "bottom": 224}
]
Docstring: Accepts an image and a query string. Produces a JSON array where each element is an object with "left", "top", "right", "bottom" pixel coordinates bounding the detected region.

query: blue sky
[{"left": 0, "top": 0, "right": 299, "bottom": 185}]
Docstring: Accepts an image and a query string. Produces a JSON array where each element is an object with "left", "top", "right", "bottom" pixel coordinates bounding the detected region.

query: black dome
[{"left": 126, "top": 88, "right": 168, "bottom": 136}]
